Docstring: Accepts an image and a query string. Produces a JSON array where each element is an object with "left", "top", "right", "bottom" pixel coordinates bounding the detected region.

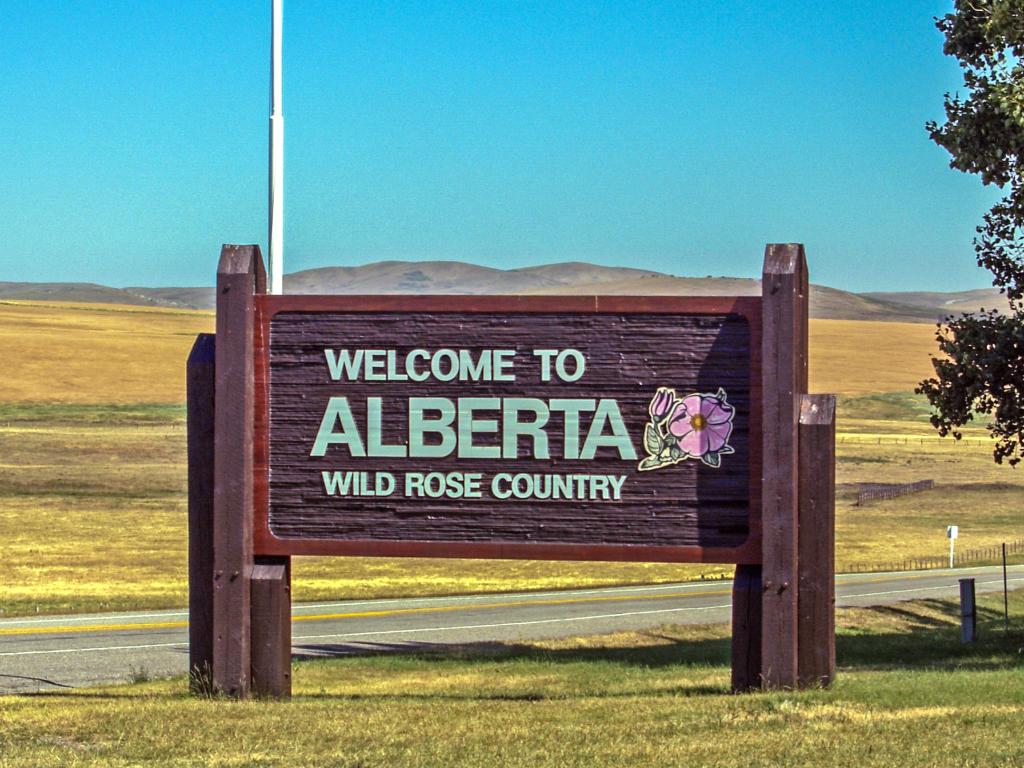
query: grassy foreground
[{"left": 2, "top": 591, "right": 1022, "bottom": 767}]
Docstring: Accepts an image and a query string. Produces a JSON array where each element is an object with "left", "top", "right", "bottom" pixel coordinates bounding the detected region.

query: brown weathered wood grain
[
  {"left": 731, "top": 563, "right": 762, "bottom": 692},
  {"left": 251, "top": 297, "right": 764, "bottom": 564},
  {"left": 797, "top": 394, "right": 835, "bottom": 688},
  {"left": 212, "top": 244, "right": 263, "bottom": 698},
  {"left": 187, "top": 332, "right": 215, "bottom": 692},
  {"left": 251, "top": 559, "right": 291, "bottom": 698},
  {"left": 760, "top": 243, "right": 808, "bottom": 689}
]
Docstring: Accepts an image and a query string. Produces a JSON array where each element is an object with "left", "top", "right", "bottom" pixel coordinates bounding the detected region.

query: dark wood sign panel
[{"left": 253, "top": 296, "right": 761, "bottom": 563}]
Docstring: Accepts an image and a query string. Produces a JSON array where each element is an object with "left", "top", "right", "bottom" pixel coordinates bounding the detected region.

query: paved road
[{"left": 2, "top": 565, "right": 1021, "bottom": 694}]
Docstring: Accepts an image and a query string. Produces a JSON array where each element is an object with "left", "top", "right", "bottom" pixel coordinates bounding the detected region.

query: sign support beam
[
  {"left": 760, "top": 243, "right": 809, "bottom": 689},
  {"left": 212, "top": 245, "right": 265, "bottom": 697},
  {"left": 798, "top": 394, "right": 836, "bottom": 687},
  {"left": 187, "top": 333, "right": 216, "bottom": 692}
]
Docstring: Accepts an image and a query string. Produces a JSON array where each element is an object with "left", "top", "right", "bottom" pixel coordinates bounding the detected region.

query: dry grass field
[
  {"left": 2, "top": 591, "right": 1022, "bottom": 767},
  {"left": 0, "top": 301, "right": 212, "bottom": 404},
  {"left": 0, "top": 300, "right": 1018, "bottom": 617},
  {"left": 0, "top": 302, "right": 935, "bottom": 402},
  {"left": 809, "top": 319, "right": 937, "bottom": 396}
]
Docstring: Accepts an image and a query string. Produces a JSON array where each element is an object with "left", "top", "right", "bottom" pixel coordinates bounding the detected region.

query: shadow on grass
[
  {"left": 295, "top": 683, "right": 727, "bottom": 703},
  {"left": 292, "top": 597, "right": 1023, "bottom": 677},
  {"left": 292, "top": 634, "right": 733, "bottom": 669}
]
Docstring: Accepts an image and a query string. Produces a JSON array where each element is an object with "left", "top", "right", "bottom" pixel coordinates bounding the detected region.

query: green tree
[{"left": 919, "top": 0, "right": 1024, "bottom": 465}]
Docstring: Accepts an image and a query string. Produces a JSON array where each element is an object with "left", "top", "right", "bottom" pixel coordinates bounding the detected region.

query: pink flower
[
  {"left": 648, "top": 387, "right": 674, "bottom": 420},
  {"left": 667, "top": 393, "right": 734, "bottom": 458}
]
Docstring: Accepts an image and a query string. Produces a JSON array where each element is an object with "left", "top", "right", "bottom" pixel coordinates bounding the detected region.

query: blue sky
[{"left": 1, "top": 1, "right": 999, "bottom": 292}]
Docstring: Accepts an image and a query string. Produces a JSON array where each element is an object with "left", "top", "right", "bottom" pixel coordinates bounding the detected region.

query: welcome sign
[
  {"left": 191, "top": 244, "right": 834, "bottom": 699},
  {"left": 253, "top": 296, "right": 762, "bottom": 563}
]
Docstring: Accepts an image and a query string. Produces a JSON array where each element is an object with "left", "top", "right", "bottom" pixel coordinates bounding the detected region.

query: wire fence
[
  {"left": 855, "top": 480, "right": 934, "bottom": 505},
  {"left": 838, "top": 434, "right": 991, "bottom": 446},
  {"left": 839, "top": 538, "right": 1024, "bottom": 574}
]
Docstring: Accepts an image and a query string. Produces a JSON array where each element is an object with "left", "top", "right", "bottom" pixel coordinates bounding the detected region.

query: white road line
[
  {"left": 289, "top": 578, "right": 1024, "bottom": 642},
  {"left": 0, "top": 642, "right": 184, "bottom": 658},
  {"left": 1, "top": 612, "right": 190, "bottom": 626},
  {"left": 0, "top": 581, "right": 722, "bottom": 627},
  {"left": 2, "top": 576, "right": 1022, "bottom": 658},
  {"left": 291, "top": 604, "right": 735, "bottom": 643},
  {"left": 0, "top": 604, "right": 734, "bottom": 657},
  {"left": 5, "top": 566, "right": 1021, "bottom": 628},
  {"left": 838, "top": 577, "right": 1024, "bottom": 600}
]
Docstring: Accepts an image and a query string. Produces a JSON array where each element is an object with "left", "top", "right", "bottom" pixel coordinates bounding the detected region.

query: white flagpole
[{"left": 268, "top": 0, "right": 284, "bottom": 294}]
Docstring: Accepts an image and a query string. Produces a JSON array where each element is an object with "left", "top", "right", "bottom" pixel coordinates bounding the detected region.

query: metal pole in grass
[
  {"left": 1004, "top": 542, "right": 1010, "bottom": 632},
  {"left": 960, "top": 578, "right": 977, "bottom": 643},
  {"left": 268, "top": 0, "right": 284, "bottom": 295}
]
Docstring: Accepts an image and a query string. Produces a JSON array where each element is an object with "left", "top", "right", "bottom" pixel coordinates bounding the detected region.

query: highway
[{"left": 2, "top": 565, "right": 1020, "bottom": 694}]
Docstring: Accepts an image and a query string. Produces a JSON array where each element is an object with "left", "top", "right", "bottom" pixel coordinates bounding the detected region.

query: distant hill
[
  {"left": 124, "top": 286, "right": 215, "bottom": 309},
  {"left": 862, "top": 288, "right": 1010, "bottom": 318},
  {"left": 0, "top": 282, "right": 167, "bottom": 307},
  {"left": 523, "top": 275, "right": 938, "bottom": 323},
  {"left": 282, "top": 261, "right": 662, "bottom": 295},
  {"left": 0, "top": 260, "right": 995, "bottom": 323}
]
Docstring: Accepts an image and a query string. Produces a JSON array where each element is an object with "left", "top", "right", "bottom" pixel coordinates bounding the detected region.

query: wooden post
[
  {"left": 187, "top": 333, "right": 216, "bottom": 692},
  {"left": 760, "top": 243, "right": 808, "bottom": 689},
  {"left": 731, "top": 564, "right": 762, "bottom": 692},
  {"left": 251, "top": 558, "right": 292, "bottom": 698},
  {"left": 212, "top": 245, "right": 264, "bottom": 697},
  {"left": 798, "top": 394, "right": 836, "bottom": 688}
]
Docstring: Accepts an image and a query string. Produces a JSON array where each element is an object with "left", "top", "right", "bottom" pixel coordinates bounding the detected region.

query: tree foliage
[{"left": 918, "top": 0, "right": 1024, "bottom": 465}]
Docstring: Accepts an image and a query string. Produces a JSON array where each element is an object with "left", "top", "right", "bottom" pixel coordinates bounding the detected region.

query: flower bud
[{"left": 649, "top": 387, "right": 674, "bottom": 420}]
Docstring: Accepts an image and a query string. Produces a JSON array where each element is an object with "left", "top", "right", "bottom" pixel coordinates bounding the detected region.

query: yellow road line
[
  {"left": 0, "top": 590, "right": 731, "bottom": 638},
  {"left": 0, "top": 619, "right": 189, "bottom": 636},
  {"left": 1, "top": 568, "right": 994, "bottom": 638}
]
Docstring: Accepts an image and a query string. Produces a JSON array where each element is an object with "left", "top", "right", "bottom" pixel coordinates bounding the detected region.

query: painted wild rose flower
[
  {"left": 648, "top": 387, "right": 674, "bottom": 420},
  {"left": 638, "top": 386, "right": 735, "bottom": 471},
  {"left": 667, "top": 393, "right": 734, "bottom": 459}
]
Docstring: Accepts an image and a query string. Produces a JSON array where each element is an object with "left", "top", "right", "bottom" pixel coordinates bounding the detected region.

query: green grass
[
  {"left": 2, "top": 591, "right": 1023, "bottom": 767},
  {"left": 2, "top": 399, "right": 1022, "bottom": 617},
  {"left": 0, "top": 402, "right": 185, "bottom": 426},
  {"left": 837, "top": 392, "right": 935, "bottom": 422}
]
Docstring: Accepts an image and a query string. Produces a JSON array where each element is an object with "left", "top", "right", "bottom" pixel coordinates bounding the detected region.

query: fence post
[{"left": 1005, "top": 543, "right": 1011, "bottom": 632}]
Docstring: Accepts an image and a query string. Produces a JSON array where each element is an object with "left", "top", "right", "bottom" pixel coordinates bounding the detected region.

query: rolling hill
[
  {"left": 862, "top": 287, "right": 1011, "bottom": 317},
  {"left": 0, "top": 260, "right": 994, "bottom": 322}
]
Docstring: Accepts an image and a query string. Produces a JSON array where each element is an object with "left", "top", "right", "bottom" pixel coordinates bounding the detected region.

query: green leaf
[
  {"left": 644, "top": 423, "right": 661, "bottom": 455},
  {"left": 638, "top": 456, "right": 663, "bottom": 472},
  {"left": 702, "top": 452, "right": 721, "bottom": 468}
]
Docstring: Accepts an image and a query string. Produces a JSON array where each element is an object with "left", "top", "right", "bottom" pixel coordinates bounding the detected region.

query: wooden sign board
[{"left": 253, "top": 296, "right": 761, "bottom": 564}]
